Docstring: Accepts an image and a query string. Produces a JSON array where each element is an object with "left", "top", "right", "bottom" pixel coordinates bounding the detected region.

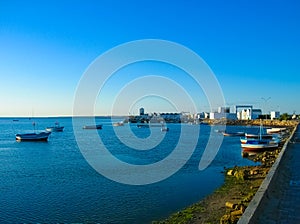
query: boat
[
  {"left": 16, "top": 132, "right": 51, "bottom": 141},
  {"left": 222, "top": 131, "right": 245, "bottom": 137},
  {"left": 83, "top": 124, "right": 103, "bottom": 129},
  {"left": 241, "top": 140, "right": 278, "bottom": 151},
  {"left": 241, "top": 121, "right": 278, "bottom": 151},
  {"left": 161, "top": 127, "right": 169, "bottom": 132},
  {"left": 266, "top": 127, "right": 287, "bottom": 134},
  {"left": 112, "top": 121, "right": 124, "bottom": 127},
  {"left": 245, "top": 133, "right": 273, "bottom": 139},
  {"left": 46, "top": 122, "right": 64, "bottom": 132}
]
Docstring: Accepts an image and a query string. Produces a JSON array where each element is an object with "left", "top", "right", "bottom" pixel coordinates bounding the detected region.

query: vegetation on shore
[{"left": 153, "top": 120, "right": 298, "bottom": 224}]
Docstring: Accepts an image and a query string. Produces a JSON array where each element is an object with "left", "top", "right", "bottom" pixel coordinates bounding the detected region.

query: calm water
[{"left": 0, "top": 117, "right": 258, "bottom": 223}]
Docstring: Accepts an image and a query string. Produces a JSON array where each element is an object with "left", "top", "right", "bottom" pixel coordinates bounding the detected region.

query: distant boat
[
  {"left": 83, "top": 124, "right": 103, "bottom": 129},
  {"left": 112, "top": 121, "right": 124, "bottom": 127},
  {"left": 16, "top": 132, "right": 51, "bottom": 142},
  {"left": 161, "top": 127, "right": 169, "bottom": 132},
  {"left": 222, "top": 131, "right": 245, "bottom": 137},
  {"left": 46, "top": 122, "right": 64, "bottom": 132}
]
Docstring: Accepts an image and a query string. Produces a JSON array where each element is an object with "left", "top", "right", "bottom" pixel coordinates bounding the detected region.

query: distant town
[{"left": 125, "top": 106, "right": 299, "bottom": 124}]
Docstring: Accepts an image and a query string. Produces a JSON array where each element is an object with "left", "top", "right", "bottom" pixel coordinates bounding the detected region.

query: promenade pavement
[{"left": 250, "top": 126, "right": 300, "bottom": 223}]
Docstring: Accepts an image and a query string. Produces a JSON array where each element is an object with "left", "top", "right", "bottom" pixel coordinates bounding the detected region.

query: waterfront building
[
  {"left": 271, "top": 111, "right": 280, "bottom": 120},
  {"left": 252, "top": 109, "right": 262, "bottom": 120},
  {"left": 236, "top": 105, "right": 253, "bottom": 120},
  {"left": 139, "top": 107, "right": 145, "bottom": 116}
]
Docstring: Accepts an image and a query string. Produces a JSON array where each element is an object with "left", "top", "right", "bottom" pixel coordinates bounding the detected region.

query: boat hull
[
  {"left": 83, "top": 125, "right": 102, "bottom": 129},
  {"left": 15, "top": 132, "right": 51, "bottom": 142},
  {"left": 241, "top": 142, "right": 278, "bottom": 151},
  {"left": 46, "top": 127, "right": 64, "bottom": 132},
  {"left": 222, "top": 132, "right": 245, "bottom": 137}
]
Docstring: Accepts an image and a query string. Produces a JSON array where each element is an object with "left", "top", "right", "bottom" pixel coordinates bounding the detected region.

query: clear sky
[{"left": 0, "top": 0, "right": 299, "bottom": 116}]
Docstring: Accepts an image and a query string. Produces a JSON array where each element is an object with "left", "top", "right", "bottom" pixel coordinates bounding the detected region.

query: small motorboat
[
  {"left": 83, "top": 124, "right": 103, "bottom": 129},
  {"left": 16, "top": 132, "right": 51, "bottom": 142},
  {"left": 46, "top": 122, "right": 64, "bottom": 132}
]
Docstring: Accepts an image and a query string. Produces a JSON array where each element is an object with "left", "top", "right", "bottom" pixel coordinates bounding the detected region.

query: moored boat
[
  {"left": 46, "top": 122, "right": 64, "bottom": 132},
  {"left": 83, "top": 124, "right": 103, "bottom": 129},
  {"left": 245, "top": 133, "right": 273, "bottom": 139},
  {"left": 266, "top": 127, "right": 287, "bottom": 134},
  {"left": 241, "top": 120, "right": 279, "bottom": 151},
  {"left": 113, "top": 121, "right": 124, "bottom": 127},
  {"left": 222, "top": 131, "right": 245, "bottom": 137},
  {"left": 241, "top": 141, "right": 278, "bottom": 151},
  {"left": 16, "top": 132, "right": 51, "bottom": 141}
]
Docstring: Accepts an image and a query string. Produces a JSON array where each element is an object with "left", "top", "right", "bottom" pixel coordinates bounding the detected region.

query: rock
[
  {"left": 227, "top": 169, "right": 234, "bottom": 176},
  {"left": 225, "top": 202, "right": 237, "bottom": 209}
]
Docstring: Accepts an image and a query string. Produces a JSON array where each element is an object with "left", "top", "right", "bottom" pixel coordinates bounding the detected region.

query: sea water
[{"left": 0, "top": 117, "right": 258, "bottom": 223}]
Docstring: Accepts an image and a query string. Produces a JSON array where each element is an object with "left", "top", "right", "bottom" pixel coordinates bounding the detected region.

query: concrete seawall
[{"left": 237, "top": 124, "right": 298, "bottom": 223}]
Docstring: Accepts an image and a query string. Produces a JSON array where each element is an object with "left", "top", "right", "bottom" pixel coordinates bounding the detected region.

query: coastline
[{"left": 153, "top": 120, "right": 299, "bottom": 224}]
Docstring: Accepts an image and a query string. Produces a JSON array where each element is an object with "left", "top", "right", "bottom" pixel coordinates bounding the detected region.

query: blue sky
[{"left": 0, "top": 0, "right": 299, "bottom": 116}]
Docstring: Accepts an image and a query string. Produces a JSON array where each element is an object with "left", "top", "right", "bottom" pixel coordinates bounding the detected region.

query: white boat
[
  {"left": 222, "top": 131, "right": 245, "bottom": 137},
  {"left": 241, "top": 140, "right": 278, "bottom": 151},
  {"left": 16, "top": 132, "right": 51, "bottom": 141},
  {"left": 241, "top": 121, "right": 279, "bottom": 151},
  {"left": 266, "top": 127, "right": 286, "bottom": 134}
]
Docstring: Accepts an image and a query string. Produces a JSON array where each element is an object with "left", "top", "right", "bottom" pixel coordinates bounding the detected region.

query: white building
[{"left": 270, "top": 111, "right": 280, "bottom": 120}]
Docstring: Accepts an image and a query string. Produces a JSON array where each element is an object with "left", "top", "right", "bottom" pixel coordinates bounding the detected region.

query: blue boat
[
  {"left": 46, "top": 122, "right": 64, "bottom": 132},
  {"left": 83, "top": 124, "right": 103, "bottom": 129},
  {"left": 15, "top": 132, "right": 51, "bottom": 141}
]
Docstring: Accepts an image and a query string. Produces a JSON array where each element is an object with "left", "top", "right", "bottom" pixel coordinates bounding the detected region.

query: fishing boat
[
  {"left": 241, "top": 121, "right": 278, "bottom": 151},
  {"left": 46, "top": 122, "right": 64, "bottom": 132},
  {"left": 222, "top": 131, "right": 245, "bottom": 137},
  {"left": 16, "top": 132, "right": 51, "bottom": 141},
  {"left": 241, "top": 140, "right": 278, "bottom": 151},
  {"left": 83, "top": 124, "right": 103, "bottom": 129}
]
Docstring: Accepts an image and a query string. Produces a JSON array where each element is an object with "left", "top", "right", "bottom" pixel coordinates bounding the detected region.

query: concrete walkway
[{"left": 242, "top": 126, "right": 300, "bottom": 223}]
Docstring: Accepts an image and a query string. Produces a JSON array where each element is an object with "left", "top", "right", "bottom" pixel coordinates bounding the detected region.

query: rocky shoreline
[{"left": 153, "top": 120, "right": 299, "bottom": 224}]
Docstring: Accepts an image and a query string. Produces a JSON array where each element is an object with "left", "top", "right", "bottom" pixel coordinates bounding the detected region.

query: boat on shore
[
  {"left": 46, "top": 122, "right": 64, "bottom": 132},
  {"left": 16, "top": 132, "right": 51, "bottom": 141},
  {"left": 83, "top": 124, "right": 103, "bottom": 129}
]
